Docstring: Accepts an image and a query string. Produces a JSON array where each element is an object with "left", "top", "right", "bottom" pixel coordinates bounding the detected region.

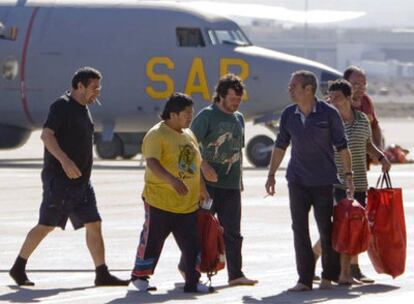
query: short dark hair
[
  {"left": 328, "top": 79, "right": 352, "bottom": 97},
  {"left": 343, "top": 65, "right": 365, "bottom": 81},
  {"left": 213, "top": 73, "right": 245, "bottom": 103},
  {"left": 292, "top": 70, "right": 318, "bottom": 94},
  {"left": 160, "top": 93, "right": 194, "bottom": 120},
  {"left": 71, "top": 66, "right": 102, "bottom": 89}
]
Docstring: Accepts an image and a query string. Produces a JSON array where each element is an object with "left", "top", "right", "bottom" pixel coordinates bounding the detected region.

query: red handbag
[
  {"left": 332, "top": 198, "right": 369, "bottom": 255},
  {"left": 367, "top": 172, "right": 406, "bottom": 278}
]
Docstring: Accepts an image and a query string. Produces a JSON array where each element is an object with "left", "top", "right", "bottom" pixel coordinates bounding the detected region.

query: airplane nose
[
  {"left": 319, "top": 70, "right": 341, "bottom": 95},
  {"left": 234, "top": 45, "right": 341, "bottom": 119}
]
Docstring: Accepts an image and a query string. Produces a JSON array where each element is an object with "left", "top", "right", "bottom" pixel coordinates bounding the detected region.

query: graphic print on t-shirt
[
  {"left": 207, "top": 132, "right": 233, "bottom": 156},
  {"left": 178, "top": 144, "right": 196, "bottom": 179},
  {"left": 203, "top": 122, "right": 242, "bottom": 175},
  {"left": 222, "top": 152, "right": 240, "bottom": 175}
]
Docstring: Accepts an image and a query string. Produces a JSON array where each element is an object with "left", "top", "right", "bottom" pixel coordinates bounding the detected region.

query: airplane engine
[
  {"left": 246, "top": 135, "right": 274, "bottom": 167},
  {"left": 0, "top": 124, "right": 31, "bottom": 149}
]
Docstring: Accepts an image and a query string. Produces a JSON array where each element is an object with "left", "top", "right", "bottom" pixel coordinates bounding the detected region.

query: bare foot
[
  {"left": 228, "top": 276, "right": 258, "bottom": 286},
  {"left": 288, "top": 283, "right": 311, "bottom": 292}
]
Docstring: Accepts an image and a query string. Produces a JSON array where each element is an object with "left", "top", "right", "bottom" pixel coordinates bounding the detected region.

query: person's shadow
[
  {"left": 241, "top": 283, "right": 399, "bottom": 303},
  {"left": 0, "top": 285, "right": 95, "bottom": 303},
  {"left": 107, "top": 282, "right": 231, "bottom": 303}
]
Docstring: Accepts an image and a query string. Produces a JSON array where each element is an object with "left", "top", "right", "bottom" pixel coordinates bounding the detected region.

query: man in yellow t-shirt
[{"left": 130, "top": 93, "right": 210, "bottom": 293}]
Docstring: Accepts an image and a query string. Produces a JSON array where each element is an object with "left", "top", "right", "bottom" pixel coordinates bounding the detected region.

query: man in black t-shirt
[{"left": 9, "top": 67, "right": 129, "bottom": 287}]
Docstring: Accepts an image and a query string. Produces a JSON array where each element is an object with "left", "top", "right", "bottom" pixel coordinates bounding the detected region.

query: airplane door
[{"left": 0, "top": 7, "right": 40, "bottom": 129}]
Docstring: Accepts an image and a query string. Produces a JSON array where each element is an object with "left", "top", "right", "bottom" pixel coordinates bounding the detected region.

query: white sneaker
[
  {"left": 132, "top": 278, "right": 156, "bottom": 292},
  {"left": 197, "top": 282, "right": 213, "bottom": 293}
]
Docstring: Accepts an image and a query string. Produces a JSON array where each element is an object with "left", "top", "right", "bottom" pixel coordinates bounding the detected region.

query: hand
[
  {"left": 170, "top": 177, "right": 188, "bottom": 196},
  {"left": 61, "top": 157, "right": 82, "bottom": 179},
  {"left": 199, "top": 187, "right": 210, "bottom": 203},
  {"left": 265, "top": 175, "right": 276, "bottom": 196},
  {"left": 380, "top": 156, "right": 391, "bottom": 172},
  {"left": 345, "top": 177, "right": 355, "bottom": 199},
  {"left": 201, "top": 161, "right": 218, "bottom": 182}
]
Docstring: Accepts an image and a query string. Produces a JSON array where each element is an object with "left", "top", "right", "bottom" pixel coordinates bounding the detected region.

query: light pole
[{"left": 304, "top": 0, "right": 309, "bottom": 58}]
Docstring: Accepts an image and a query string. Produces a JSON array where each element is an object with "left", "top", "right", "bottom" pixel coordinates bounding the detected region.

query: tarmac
[{"left": 0, "top": 120, "right": 413, "bottom": 303}]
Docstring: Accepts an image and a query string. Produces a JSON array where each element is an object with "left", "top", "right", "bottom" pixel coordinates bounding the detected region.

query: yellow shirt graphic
[{"left": 142, "top": 121, "right": 201, "bottom": 213}]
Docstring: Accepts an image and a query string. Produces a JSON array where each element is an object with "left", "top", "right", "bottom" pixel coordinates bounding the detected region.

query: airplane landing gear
[
  {"left": 94, "top": 132, "right": 144, "bottom": 160},
  {"left": 245, "top": 135, "right": 274, "bottom": 167},
  {"left": 95, "top": 134, "right": 122, "bottom": 159}
]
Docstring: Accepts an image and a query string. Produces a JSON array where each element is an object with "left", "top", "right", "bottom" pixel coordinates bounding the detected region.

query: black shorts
[{"left": 38, "top": 175, "right": 101, "bottom": 230}]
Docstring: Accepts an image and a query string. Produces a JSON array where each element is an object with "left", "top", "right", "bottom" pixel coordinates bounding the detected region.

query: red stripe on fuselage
[{"left": 19, "top": 7, "right": 39, "bottom": 127}]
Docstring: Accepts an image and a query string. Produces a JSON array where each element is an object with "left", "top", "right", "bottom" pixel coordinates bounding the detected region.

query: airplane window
[
  {"left": 235, "top": 30, "right": 251, "bottom": 44},
  {"left": 176, "top": 28, "right": 205, "bottom": 47},
  {"left": 2, "top": 57, "right": 19, "bottom": 80},
  {"left": 213, "top": 30, "right": 251, "bottom": 46},
  {"left": 215, "top": 30, "right": 232, "bottom": 43},
  {"left": 207, "top": 30, "right": 218, "bottom": 45}
]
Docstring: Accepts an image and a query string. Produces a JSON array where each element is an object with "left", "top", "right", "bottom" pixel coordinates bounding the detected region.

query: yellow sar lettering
[
  {"left": 146, "top": 57, "right": 249, "bottom": 101},
  {"left": 146, "top": 57, "right": 175, "bottom": 99},
  {"left": 184, "top": 57, "right": 210, "bottom": 100}
]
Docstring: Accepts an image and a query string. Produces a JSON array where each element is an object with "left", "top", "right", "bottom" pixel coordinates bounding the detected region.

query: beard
[{"left": 223, "top": 102, "right": 238, "bottom": 113}]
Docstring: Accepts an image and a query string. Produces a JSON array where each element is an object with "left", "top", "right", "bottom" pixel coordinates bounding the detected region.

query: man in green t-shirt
[{"left": 191, "top": 74, "right": 258, "bottom": 286}]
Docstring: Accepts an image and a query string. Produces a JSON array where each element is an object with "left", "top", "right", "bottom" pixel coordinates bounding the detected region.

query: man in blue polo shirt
[{"left": 265, "top": 70, "right": 354, "bottom": 291}]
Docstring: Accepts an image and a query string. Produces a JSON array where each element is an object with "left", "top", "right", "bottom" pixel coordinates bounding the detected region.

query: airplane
[{"left": 0, "top": 0, "right": 340, "bottom": 167}]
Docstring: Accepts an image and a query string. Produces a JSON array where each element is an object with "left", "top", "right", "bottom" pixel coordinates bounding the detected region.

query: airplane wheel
[
  {"left": 246, "top": 135, "right": 274, "bottom": 167},
  {"left": 95, "top": 134, "right": 122, "bottom": 159},
  {"left": 121, "top": 152, "right": 138, "bottom": 159}
]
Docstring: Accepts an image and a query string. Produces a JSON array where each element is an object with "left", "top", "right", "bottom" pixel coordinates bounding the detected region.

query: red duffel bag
[
  {"left": 197, "top": 210, "right": 226, "bottom": 279},
  {"left": 332, "top": 198, "right": 370, "bottom": 256},
  {"left": 367, "top": 172, "right": 406, "bottom": 278}
]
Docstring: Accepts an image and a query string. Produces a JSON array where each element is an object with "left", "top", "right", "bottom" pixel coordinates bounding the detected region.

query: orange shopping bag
[{"left": 367, "top": 172, "right": 406, "bottom": 278}]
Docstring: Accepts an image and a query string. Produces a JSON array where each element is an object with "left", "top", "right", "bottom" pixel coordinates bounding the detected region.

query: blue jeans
[{"left": 288, "top": 182, "right": 340, "bottom": 288}]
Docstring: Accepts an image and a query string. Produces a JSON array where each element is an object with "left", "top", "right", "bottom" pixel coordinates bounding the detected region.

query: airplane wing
[
  {"left": 183, "top": 1, "right": 366, "bottom": 24},
  {"left": 1, "top": 1, "right": 365, "bottom": 24}
]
